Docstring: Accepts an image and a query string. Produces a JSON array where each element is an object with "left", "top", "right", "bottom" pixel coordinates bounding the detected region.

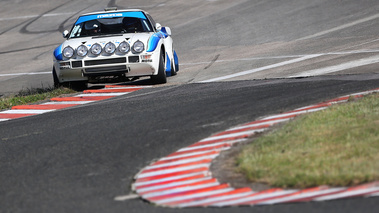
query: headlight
[
  {"left": 63, "top": 46, "right": 74, "bottom": 58},
  {"left": 118, "top": 41, "right": 130, "bottom": 53},
  {"left": 132, "top": 41, "right": 144, "bottom": 53},
  {"left": 104, "top": 42, "right": 116, "bottom": 54},
  {"left": 76, "top": 45, "right": 88, "bottom": 57},
  {"left": 90, "top": 43, "right": 102, "bottom": 56}
]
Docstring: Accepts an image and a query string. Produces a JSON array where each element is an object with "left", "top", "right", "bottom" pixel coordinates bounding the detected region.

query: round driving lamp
[
  {"left": 132, "top": 41, "right": 144, "bottom": 53},
  {"left": 76, "top": 45, "right": 88, "bottom": 57},
  {"left": 90, "top": 43, "right": 102, "bottom": 56},
  {"left": 104, "top": 42, "right": 116, "bottom": 54},
  {"left": 118, "top": 41, "right": 130, "bottom": 53},
  {"left": 63, "top": 46, "right": 74, "bottom": 58}
]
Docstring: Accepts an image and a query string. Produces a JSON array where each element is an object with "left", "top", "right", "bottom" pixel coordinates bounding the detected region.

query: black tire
[
  {"left": 53, "top": 67, "right": 87, "bottom": 90},
  {"left": 52, "top": 67, "right": 63, "bottom": 88},
  {"left": 68, "top": 81, "right": 87, "bottom": 91},
  {"left": 170, "top": 61, "right": 177, "bottom": 76},
  {"left": 151, "top": 53, "right": 167, "bottom": 84}
]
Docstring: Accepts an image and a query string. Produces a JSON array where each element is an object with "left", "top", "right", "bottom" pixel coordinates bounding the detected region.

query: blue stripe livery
[
  {"left": 75, "top": 11, "right": 147, "bottom": 25},
  {"left": 165, "top": 54, "right": 172, "bottom": 76},
  {"left": 147, "top": 27, "right": 170, "bottom": 52},
  {"left": 54, "top": 44, "right": 63, "bottom": 61},
  {"left": 160, "top": 27, "right": 169, "bottom": 38},
  {"left": 147, "top": 32, "right": 164, "bottom": 52},
  {"left": 174, "top": 50, "right": 179, "bottom": 72}
]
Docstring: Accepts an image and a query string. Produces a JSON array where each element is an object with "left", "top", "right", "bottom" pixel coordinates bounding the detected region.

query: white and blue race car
[{"left": 53, "top": 8, "right": 179, "bottom": 88}]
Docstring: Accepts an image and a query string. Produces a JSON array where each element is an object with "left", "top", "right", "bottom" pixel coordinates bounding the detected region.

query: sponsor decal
[{"left": 97, "top": 13, "right": 123, "bottom": 19}]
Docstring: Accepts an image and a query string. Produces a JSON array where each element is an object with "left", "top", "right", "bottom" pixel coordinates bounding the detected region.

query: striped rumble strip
[
  {"left": 132, "top": 88, "right": 379, "bottom": 208},
  {"left": 0, "top": 85, "right": 150, "bottom": 122}
]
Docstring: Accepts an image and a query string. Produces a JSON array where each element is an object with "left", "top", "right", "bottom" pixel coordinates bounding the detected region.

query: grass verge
[
  {"left": 0, "top": 87, "right": 76, "bottom": 111},
  {"left": 237, "top": 93, "right": 379, "bottom": 189}
]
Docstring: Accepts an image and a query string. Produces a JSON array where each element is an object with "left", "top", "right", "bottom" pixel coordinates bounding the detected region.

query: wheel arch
[
  {"left": 160, "top": 44, "right": 175, "bottom": 76},
  {"left": 160, "top": 44, "right": 166, "bottom": 58}
]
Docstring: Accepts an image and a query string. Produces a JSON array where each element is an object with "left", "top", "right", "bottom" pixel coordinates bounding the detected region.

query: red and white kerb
[{"left": 133, "top": 88, "right": 379, "bottom": 208}]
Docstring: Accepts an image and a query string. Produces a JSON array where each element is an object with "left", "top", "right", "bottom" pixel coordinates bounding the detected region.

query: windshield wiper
[{"left": 92, "top": 34, "right": 124, "bottom": 38}]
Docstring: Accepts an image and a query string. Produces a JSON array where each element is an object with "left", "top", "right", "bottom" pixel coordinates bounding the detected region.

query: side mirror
[
  {"left": 155, "top": 23, "right": 162, "bottom": 31},
  {"left": 63, "top": 30, "right": 69, "bottom": 38},
  {"left": 162, "top": 27, "right": 172, "bottom": 36}
]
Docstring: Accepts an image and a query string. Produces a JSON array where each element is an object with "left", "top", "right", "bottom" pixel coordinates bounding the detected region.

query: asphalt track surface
[
  {"left": 1, "top": 77, "right": 379, "bottom": 213},
  {"left": 1, "top": 0, "right": 379, "bottom": 212}
]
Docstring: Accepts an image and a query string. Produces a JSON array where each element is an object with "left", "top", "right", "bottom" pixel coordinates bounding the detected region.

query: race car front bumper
[{"left": 54, "top": 54, "right": 159, "bottom": 83}]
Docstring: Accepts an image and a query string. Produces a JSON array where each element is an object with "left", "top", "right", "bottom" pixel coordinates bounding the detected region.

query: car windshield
[{"left": 69, "top": 12, "right": 154, "bottom": 38}]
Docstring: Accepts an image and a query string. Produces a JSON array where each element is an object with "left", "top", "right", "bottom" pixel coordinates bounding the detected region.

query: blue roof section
[{"left": 75, "top": 11, "right": 147, "bottom": 25}]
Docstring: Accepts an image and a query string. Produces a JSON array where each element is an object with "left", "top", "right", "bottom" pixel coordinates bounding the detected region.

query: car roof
[{"left": 81, "top": 9, "right": 148, "bottom": 17}]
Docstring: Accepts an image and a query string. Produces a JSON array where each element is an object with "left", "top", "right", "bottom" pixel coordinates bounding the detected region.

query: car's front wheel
[
  {"left": 53, "top": 67, "right": 87, "bottom": 90},
  {"left": 53, "top": 67, "right": 62, "bottom": 88},
  {"left": 170, "top": 61, "right": 177, "bottom": 76},
  {"left": 151, "top": 53, "right": 167, "bottom": 84},
  {"left": 68, "top": 81, "right": 87, "bottom": 91}
]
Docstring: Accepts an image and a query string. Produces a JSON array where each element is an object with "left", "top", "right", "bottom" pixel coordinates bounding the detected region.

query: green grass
[
  {"left": 0, "top": 87, "right": 76, "bottom": 111},
  {"left": 237, "top": 93, "right": 379, "bottom": 189}
]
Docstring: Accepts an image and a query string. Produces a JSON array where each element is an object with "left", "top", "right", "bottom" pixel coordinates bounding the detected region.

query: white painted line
[
  {"left": 297, "top": 13, "right": 379, "bottom": 41},
  {"left": 0, "top": 12, "right": 76, "bottom": 21},
  {"left": 290, "top": 55, "right": 379, "bottom": 77},
  {"left": 171, "top": 146, "right": 231, "bottom": 157},
  {"left": 160, "top": 150, "right": 225, "bottom": 161},
  {"left": 292, "top": 104, "right": 324, "bottom": 111},
  {"left": 228, "top": 118, "right": 291, "bottom": 131},
  {"left": 181, "top": 49, "right": 379, "bottom": 67},
  {"left": 179, "top": 191, "right": 254, "bottom": 208},
  {"left": 0, "top": 109, "right": 54, "bottom": 114},
  {"left": 350, "top": 89, "right": 379, "bottom": 97},
  {"left": 133, "top": 172, "right": 210, "bottom": 188},
  {"left": 194, "top": 138, "right": 246, "bottom": 146},
  {"left": 155, "top": 188, "right": 234, "bottom": 205},
  {"left": 104, "top": 86, "right": 152, "bottom": 89},
  {"left": 212, "top": 190, "right": 298, "bottom": 207},
  {"left": 174, "top": 146, "right": 232, "bottom": 156},
  {"left": 114, "top": 194, "right": 140, "bottom": 201},
  {"left": 42, "top": 101, "right": 95, "bottom": 105},
  {"left": 346, "top": 39, "right": 379, "bottom": 50},
  {"left": 0, "top": 72, "right": 51, "bottom": 77},
  {"left": 142, "top": 182, "right": 220, "bottom": 198},
  {"left": 180, "top": 55, "right": 304, "bottom": 66},
  {"left": 368, "top": 192, "right": 379, "bottom": 197},
  {"left": 198, "top": 128, "right": 267, "bottom": 143},
  {"left": 258, "top": 188, "right": 346, "bottom": 205},
  {"left": 314, "top": 187, "right": 379, "bottom": 201},
  {"left": 145, "top": 155, "right": 218, "bottom": 170},
  {"left": 76, "top": 93, "right": 128, "bottom": 97},
  {"left": 262, "top": 107, "right": 328, "bottom": 121},
  {"left": 199, "top": 54, "right": 322, "bottom": 83},
  {"left": 326, "top": 49, "right": 379, "bottom": 55},
  {"left": 178, "top": 142, "right": 234, "bottom": 152},
  {"left": 136, "top": 177, "right": 213, "bottom": 193},
  {"left": 0, "top": 119, "right": 9, "bottom": 122},
  {"left": 136, "top": 164, "right": 210, "bottom": 179}
]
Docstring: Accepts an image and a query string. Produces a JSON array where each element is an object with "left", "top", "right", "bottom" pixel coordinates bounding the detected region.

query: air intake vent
[
  {"left": 128, "top": 56, "right": 139, "bottom": 63},
  {"left": 84, "top": 58, "right": 126, "bottom": 66},
  {"left": 85, "top": 65, "right": 127, "bottom": 73},
  {"left": 72, "top": 61, "right": 83, "bottom": 68}
]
